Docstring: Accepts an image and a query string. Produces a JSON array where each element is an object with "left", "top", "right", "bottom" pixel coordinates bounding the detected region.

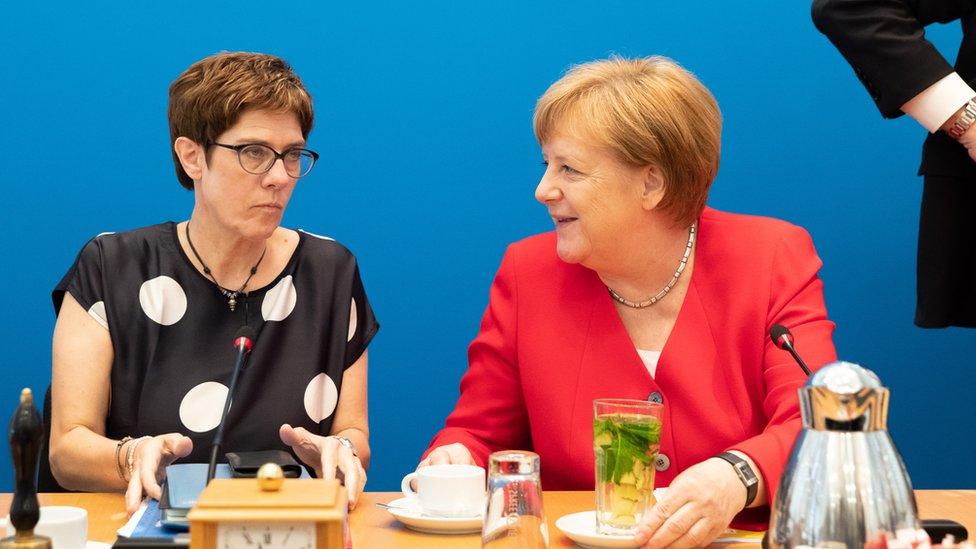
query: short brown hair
[
  {"left": 534, "top": 56, "right": 721, "bottom": 227},
  {"left": 168, "top": 51, "right": 314, "bottom": 189}
]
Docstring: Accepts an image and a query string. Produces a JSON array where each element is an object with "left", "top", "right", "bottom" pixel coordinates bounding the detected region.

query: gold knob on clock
[{"left": 257, "top": 463, "right": 285, "bottom": 491}]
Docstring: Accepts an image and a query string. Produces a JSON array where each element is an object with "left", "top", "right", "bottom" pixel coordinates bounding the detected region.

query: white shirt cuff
[{"left": 901, "top": 73, "right": 976, "bottom": 133}]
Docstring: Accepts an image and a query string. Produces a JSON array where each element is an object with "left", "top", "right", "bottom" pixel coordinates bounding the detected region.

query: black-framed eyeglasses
[{"left": 211, "top": 142, "right": 319, "bottom": 178}]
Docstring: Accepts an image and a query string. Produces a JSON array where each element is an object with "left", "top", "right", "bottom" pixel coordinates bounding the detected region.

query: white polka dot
[
  {"left": 138, "top": 276, "right": 187, "bottom": 326},
  {"left": 304, "top": 373, "right": 339, "bottom": 423},
  {"left": 299, "top": 229, "right": 334, "bottom": 241},
  {"left": 87, "top": 301, "right": 108, "bottom": 331},
  {"left": 347, "top": 297, "right": 358, "bottom": 342},
  {"left": 262, "top": 275, "right": 297, "bottom": 322},
  {"left": 179, "top": 382, "right": 229, "bottom": 433}
]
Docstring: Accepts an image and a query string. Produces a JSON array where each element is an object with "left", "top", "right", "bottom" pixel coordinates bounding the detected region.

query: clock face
[{"left": 217, "top": 522, "right": 316, "bottom": 549}]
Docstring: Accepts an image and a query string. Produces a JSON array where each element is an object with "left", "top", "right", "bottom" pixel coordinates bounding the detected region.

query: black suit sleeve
[{"left": 812, "top": 0, "right": 975, "bottom": 118}]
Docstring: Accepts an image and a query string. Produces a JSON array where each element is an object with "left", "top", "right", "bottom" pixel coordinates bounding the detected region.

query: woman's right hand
[
  {"left": 124, "top": 433, "right": 193, "bottom": 514},
  {"left": 961, "top": 123, "right": 976, "bottom": 163},
  {"left": 418, "top": 443, "right": 476, "bottom": 467}
]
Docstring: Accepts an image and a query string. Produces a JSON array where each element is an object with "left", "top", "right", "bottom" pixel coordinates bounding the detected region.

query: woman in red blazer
[{"left": 420, "top": 57, "right": 837, "bottom": 546}]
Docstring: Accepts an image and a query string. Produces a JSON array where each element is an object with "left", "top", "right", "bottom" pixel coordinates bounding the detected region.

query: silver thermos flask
[{"left": 768, "top": 361, "right": 920, "bottom": 548}]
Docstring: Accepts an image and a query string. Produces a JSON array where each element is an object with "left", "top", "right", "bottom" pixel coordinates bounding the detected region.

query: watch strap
[
  {"left": 946, "top": 98, "right": 976, "bottom": 140},
  {"left": 714, "top": 451, "right": 759, "bottom": 508}
]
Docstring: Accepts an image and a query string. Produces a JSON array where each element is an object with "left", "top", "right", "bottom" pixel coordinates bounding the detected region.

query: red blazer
[{"left": 425, "top": 208, "right": 837, "bottom": 528}]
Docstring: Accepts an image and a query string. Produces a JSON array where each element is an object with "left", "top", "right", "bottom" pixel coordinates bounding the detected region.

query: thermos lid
[
  {"left": 488, "top": 450, "right": 540, "bottom": 476},
  {"left": 800, "top": 361, "right": 889, "bottom": 431}
]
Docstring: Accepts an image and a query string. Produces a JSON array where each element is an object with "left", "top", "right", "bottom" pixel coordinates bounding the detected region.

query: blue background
[{"left": 0, "top": 1, "right": 972, "bottom": 493}]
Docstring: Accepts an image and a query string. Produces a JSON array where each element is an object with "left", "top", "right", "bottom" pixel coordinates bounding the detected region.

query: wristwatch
[
  {"left": 945, "top": 98, "right": 976, "bottom": 140},
  {"left": 715, "top": 452, "right": 759, "bottom": 508},
  {"left": 331, "top": 435, "right": 358, "bottom": 457}
]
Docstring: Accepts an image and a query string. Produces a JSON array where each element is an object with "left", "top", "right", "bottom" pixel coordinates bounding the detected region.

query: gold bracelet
[
  {"left": 126, "top": 436, "right": 152, "bottom": 481},
  {"left": 115, "top": 436, "right": 133, "bottom": 482}
]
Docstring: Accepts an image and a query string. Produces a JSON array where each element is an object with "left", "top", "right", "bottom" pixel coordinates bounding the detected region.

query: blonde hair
[
  {"left": 168, "top": 51, "right": 314, "bottom": 190},
  {"left": 534, "top": 56, "right": 721, "bottom": 226}
]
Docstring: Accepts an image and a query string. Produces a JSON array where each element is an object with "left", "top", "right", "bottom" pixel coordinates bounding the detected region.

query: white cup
[
  {"left": 401, "top": 464, "right": 486, "bottom": 517},
  {"left": 3, "top": 506, "right": 88, "bottom": 549}
]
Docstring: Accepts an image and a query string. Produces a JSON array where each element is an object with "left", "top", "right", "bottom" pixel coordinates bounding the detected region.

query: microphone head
[
  {"left": 770, "top": 324, "right": 793, "bottom": 350},
  {"left": 234, "top": 326, "right": 257, "bottom": 352}
]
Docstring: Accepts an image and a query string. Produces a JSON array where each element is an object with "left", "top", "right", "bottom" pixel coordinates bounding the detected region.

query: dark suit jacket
[
  {"left": 424, "top": 208, "right": 838, "bottom": 529},
  {"left": 812, "top": 0, "right": 976, "bottom": 178}
]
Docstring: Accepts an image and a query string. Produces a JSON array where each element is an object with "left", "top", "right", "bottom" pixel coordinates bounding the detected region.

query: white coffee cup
[
  {"left": 401, "top": 464, "right": 486, "bottom": 517},
  {"left": 3, "top": 505, "right": 88, "bottom": 549}
]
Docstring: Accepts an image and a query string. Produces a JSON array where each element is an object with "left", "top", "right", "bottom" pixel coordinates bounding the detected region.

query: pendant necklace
[{"left": 185, "top": 222, "right": 267, "bottom": 312}]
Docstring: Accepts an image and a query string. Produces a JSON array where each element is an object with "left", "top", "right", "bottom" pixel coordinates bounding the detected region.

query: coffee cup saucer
[
  {"left": 555, "top": 487, "right": 668, "bottom": 549},
  {"left": 555, "top": 511, "right": 640, "bottom": 548},
  {"left": 381, "top": 497, "right": 483, "bottom": 535}
]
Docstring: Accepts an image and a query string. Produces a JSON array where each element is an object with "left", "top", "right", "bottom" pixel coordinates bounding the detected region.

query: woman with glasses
[{"left": 49, "top": 52, "right": 378, "bottom": 513}]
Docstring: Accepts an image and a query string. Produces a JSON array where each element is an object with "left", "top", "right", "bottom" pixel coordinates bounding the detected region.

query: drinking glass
[
  {"left": 482, "top": 450, "right": 548, "bottom": 548},
  {"left": 593, "top": 398, "right": 664, "bottom": 535}
]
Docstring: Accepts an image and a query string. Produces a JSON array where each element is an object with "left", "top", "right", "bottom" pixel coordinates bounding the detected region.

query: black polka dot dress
[{"left": 52, "top": 222, "right": 378, "bottom": 468}]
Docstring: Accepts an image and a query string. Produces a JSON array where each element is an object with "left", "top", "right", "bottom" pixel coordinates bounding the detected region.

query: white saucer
[
  {"left": 555, "top": 488, "right": 668, "bottom": 548},
  {"left": 555, "top": 511, "right": 639, "bottom": 549},
  {"left": 382, "top": 497, "right": 483, "bottom": 535}
]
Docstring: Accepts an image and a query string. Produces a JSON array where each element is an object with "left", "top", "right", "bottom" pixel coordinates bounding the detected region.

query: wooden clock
[{"left": 187, "top": 467, "right": 347, "bottom": 549}]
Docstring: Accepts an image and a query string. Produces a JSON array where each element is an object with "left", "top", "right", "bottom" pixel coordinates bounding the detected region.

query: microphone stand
[
  {"left": 781, "top": 339, "right": 812, "bottom": 376},
  {"left": 206, "top": 335, "right": 253, "bottom": 483}
]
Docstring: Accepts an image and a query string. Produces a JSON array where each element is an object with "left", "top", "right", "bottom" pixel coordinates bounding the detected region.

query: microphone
[
  {"left": 770, "top": 324, "right": 812, "bottom": 376},
  {"left": 206, "top": 326, "right": 256, "bottom": 483}
]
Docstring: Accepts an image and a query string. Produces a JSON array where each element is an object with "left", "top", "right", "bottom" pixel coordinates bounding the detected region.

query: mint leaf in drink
[
  {"left": 594, "top": 410, "right": 663, "bottom": 530},
  {"left": 611, "top": 433, "right": 644, "bottom": 484},
  {"left": 593, "top": 414, "right": 662, "bottom": 486},
  {"left": 618, "top": 420, "right": 661, "bottom": 450}
]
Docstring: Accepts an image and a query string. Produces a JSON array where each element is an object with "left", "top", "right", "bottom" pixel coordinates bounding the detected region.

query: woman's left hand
[
  {"left": 634, "top": 458, "right": 746, "bottom": 548},
  {"left": 279, "top": 424, "right": 366, "bottom": 509}
]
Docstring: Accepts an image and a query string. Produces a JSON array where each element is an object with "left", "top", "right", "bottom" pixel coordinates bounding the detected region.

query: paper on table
[
  {"left": 714, "top": 528, "right": 766, "bottom": 543},
  {"left": 117, "top": 498, "right": 189, "bottom": 542},
  {"left": 116, "top": 500, "right": 148, "bottom": 538}
]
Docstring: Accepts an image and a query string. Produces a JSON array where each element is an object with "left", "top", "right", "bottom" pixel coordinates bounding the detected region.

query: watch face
[
  {"left": 734, "top": 462, "right": 759, "bottom": 485},
  {"left": 217, "top": 522, "right": 316, "bottom": 549}
]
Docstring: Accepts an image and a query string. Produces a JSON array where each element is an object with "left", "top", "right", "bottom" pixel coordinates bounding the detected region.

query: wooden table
[
  {"left": 1, "top": 490, "right": 973, "bottom": 547},
  {"left": 359, "top": 491, "right": 976, "bottom": 548}
]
